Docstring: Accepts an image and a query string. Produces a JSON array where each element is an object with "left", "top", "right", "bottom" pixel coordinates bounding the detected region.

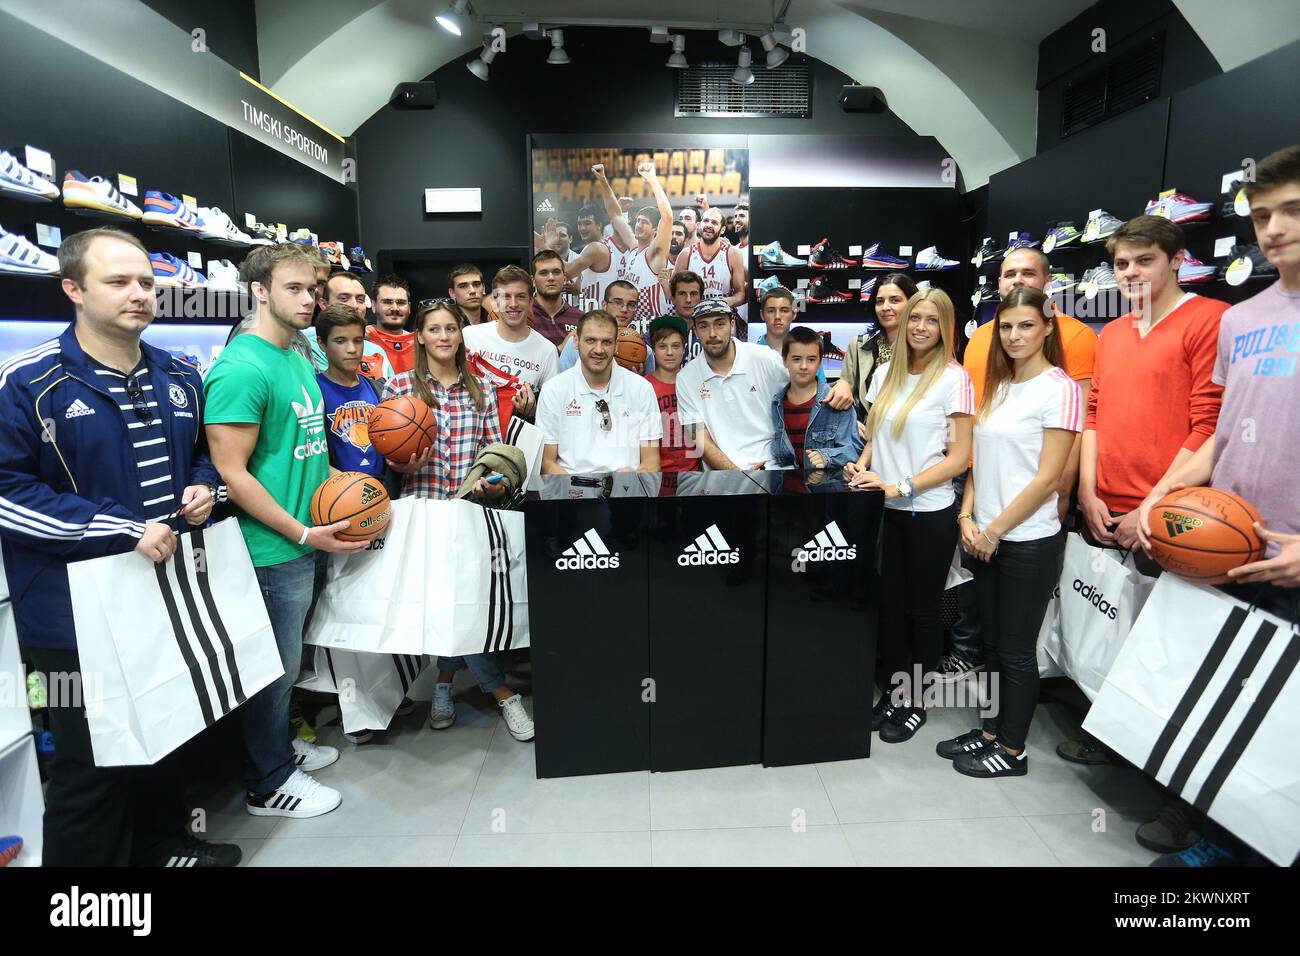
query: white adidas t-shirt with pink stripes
[
  {"left": 866, "top": 360, "right": 976, "bottom": 512},
  {"left": 973, "top": 365, "right": 1083, "bottom": 541}
]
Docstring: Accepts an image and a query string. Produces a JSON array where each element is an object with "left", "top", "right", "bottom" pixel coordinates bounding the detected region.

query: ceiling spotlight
[
  {"left": 666, "top": 34, "right": 688, "bottom": 69},
  {"left": 467, "top": 43, "right": 496, "bottom": 80},
  {"left": 759, "top": 32, "right": 789, "bottom": 69},
  {"left": 732, "top": 48, "right": 755, "bottom": 86},
  {"left": 522, "top": 21, "right": 544, "bottom": 40},
  {"left": 435, "top": 0, "right": 470, "bottom": 36},
  {"left": 547, "top": 28, "right": 570, "bottom": 65},
  {"left": 649, "top": 25, "right": 671, "bottom": 44},
  {"left": 718, "top": 29, "right": 746, "bottom": 47},
  {"left": 770, "top": 23, "right": 794, "bottom": 45}
]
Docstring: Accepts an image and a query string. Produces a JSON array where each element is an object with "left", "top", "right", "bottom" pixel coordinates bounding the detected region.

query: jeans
[
  {"left": 438, "top": 654, "right": 505, "bottom": 693},
  {"left": 976, "top": 530, "right": 1066, "bottom": 752},
  {"left": 243, "top": 552, "right": 316, "bottom": 795},
  {"left": 878, "top": 503, "right": 959, "bottom": 700},
  {"left": 25, "top": 646, "right": 186, "bottom": 866}
]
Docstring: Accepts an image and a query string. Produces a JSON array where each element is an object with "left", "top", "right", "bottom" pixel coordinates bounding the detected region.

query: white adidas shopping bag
[
  {"left": 504, "top": 416, "right": 544, "bottom": 492},
  {"left": 1038, "top": 584, "right": 1065, "bottom": 679},
  {"left": 298, "top": 645, "right": 433, "bottom": 733},
  {"left": 1056, "top": 533, "right": 1157, "bottom": 699},
  {"left": 306, "top": 497, "right": 427, "bottom": 654},
  {"left": 1084, "top": 575, "right": 1300, "bottom": 865},
  {"left": 69, "top": 519, "right": 284, "bottom": 766},
  {"left": 307, "top": 498, "right": 529, "bottom": 658}
]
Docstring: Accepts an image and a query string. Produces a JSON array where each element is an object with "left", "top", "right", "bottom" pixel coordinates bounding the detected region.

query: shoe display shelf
[{"left": 0, "top": 599, "right": 43, "bottom": 866}]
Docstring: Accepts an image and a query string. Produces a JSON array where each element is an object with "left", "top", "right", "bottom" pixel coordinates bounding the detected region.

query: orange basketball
[
  {"left": 368, "top": 396, "right": 435, "bottom": 462},
  {"left": 615, "top": 327, "right": 647, "bottom": 371},
  {"left": 310, "top": 472, "right": 392, "bottom": 541},
  {"left": 1147, "top": 486, "right": 1265, "bottom": 584}
]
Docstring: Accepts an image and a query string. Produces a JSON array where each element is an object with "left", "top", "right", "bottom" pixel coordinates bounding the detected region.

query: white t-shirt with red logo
[
  {"left": 536, "top": 363, "right": 662, "bottom": 473},
  {"left": 462, "top": 321, "right": 558, "bottom": 398}
]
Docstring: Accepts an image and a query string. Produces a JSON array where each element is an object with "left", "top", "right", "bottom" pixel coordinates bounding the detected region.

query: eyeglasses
[
  {"left": 594, "top": 398, "right": 612, "bottom": 432},
  {"left": 124, "top": 374, "right": 153, "bottom": 424},
  {"left": 417, "top": 297, "right": 454, "bottom": 310}
]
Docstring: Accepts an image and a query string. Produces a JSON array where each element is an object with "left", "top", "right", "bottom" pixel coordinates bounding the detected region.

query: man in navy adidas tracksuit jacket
[{"left": 0, "top": 227, "right": 240, "bottom": 867}]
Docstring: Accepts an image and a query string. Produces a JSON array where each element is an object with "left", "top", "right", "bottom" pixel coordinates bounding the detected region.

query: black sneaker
[
  {"left": 807, "top": 274, "right": 852, "bottom": 303},
  {"left": 817, "top": 330, "right": 847, "bottom": 360},
  {"left": 953, "top": 740, "right": 1027, "bottom": 778},
  {"left": 971, "top": 238, "right": 997, "bottom": 267},
  {"left": 1056, "top": 736, "right": 1115, "bottom": 766},
  {"left": 137, "top": 832, "right": 243, "bottom": 867},
  {"left": 936, "top": 727, "right": 993, "bottom": 760},
  {"left": 809, "top": 238, "right": 857, "bottom": 269},
  {"left": 879, "top": 705, "right": 926, "bottom": 743},
  {"left": 871, "top": 694, "right": 900, "bottom": 732},
  {"left": 934, "top": 652, "right": 984, "bottom": 685},
  {"left": 1135, "top": 799, "right": 1203, "bottom": 854},
  {"left": 1219, "top": 243, "right": 1278, "bottom": 286}
]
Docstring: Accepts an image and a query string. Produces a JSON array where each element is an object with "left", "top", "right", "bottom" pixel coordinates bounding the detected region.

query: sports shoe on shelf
[
  {"left": 0, "top": 835, "right": 22, "bottom": 867},
  {"left": 1136, "top": 799, "right": 1203, "bottom": 854},
  {"left": 1081, "top": 209, "right": 1123, "bottom": 244},
  {"left": 1078, "top": 263, "right": 1117, "bottom": 298},
  {"left": 859, "top": 242, "right": 909, "bottom": 269},
  {"left": 993, "top": 231, "right": 1040, "bottom": 260},
  {"left": 755, "top": 274, "right": 783, "bottom": 297},
  {"left": 349, "top": 245, "right": 373, "bottom": 272},
  {"left": 1045, "top": 272, "right": 1077, "bottom": 296},
  {"left": 61, "top": 170, "right": 143, "bottom": 219},
  {"left": 429, "top": 682, "right": 456, "bottom": 730},
  {"left": 857, "top": 276, "right": 878, "bottom": 302},
  {"left": 871, "top": 694, "right": 899, "bottom": 732},
  {"left": 319, "top": 240, "right": 346, "bottom": 266},
  {"left": 815, "top": 331, "right": 846, "bottom": 361},
  {"left": 1177, "top": 252, "right": 1218, "bottom": 284},
  {"left": 809, "top": 237, "right": 857, "bottom": 269},
  {"left": 1220, "top": 243, "right": 1277, "bottom": 286},
  {"left": 934, "top": 652, "right": 983, "bottom": 685},
  {"left": 206, "top": 258, "right": 242, "bottom": 290},
  {"left": 970, "top": 283, "right": 1000, "bottom": 308},
  {"left": 246, "top": 768, "right": 341, "bottom": 819},
  {"left": 757, "top": 241, "right": 807, "bottom": 269},
  {"left": 936, "top": 728, "right": 994, "bottom": 760},
  {"left": 290, "top": 227, "right": 318, "bottom": 247},
  {"left": 806, "top": 274, "right": 852, "bottom": 303},
  {"left": 1146, "top": 191, "right": 1213, "bottom": 224},
  {"left": 137, "top": 832, "right": 242, "bottom": 868},
  {"left": 1042, "top": 221, "right": 1082, "bottom": 253},
  {"left": 198, "top": 206, "right": 255, "bottom": 245},
  {"left": 248, "top": 221, "right": 277, "bottom": 245},
  {"left": 952, "top": 740, "right": 1027, "bottom": 778},
  {"left": 291, "top": 737, "right": 339, "bottom": 772},
  {"left": 142, "top": 191, "right": 204, "bottom": 232},
  {"left": 914, "top": 246, "right": 959, "bottom": 270},
  {"left": 1, "top": 225, "right": 59, "bottom": 275},
  {"left": 1055, "top": 736, "right": 1116, "bottom": 765},
  {"left": 0, "top": 150, "right": 59, "bottom": 200},
  {"left": 498, "top": 693, "right": 535, "bottom": 741},
  {"left": 879, "top": 704, "right": 926, "bottom": 744},
  {"left": 150, "top": 252, "right": 206, "bottom": 289},
  {"left": 971, "top": 237, "right": 998, "bottom": 267}
]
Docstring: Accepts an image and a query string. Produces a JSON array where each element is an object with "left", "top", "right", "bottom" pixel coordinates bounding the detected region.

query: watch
[{"left": 896, "top": 477, "right": 913, "bottom": 498}]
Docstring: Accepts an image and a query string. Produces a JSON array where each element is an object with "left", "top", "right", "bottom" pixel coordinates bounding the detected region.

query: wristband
[
  {"left": 957, "top": 512, "right": 973, "bottom": 522},
  {"left": 298, "top": 525, "right": 310, "bottom": 546}
]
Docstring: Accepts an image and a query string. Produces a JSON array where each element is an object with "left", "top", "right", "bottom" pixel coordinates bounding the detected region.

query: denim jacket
[{"left": 769, "top": 378, "right": 864, "bottom": 471}]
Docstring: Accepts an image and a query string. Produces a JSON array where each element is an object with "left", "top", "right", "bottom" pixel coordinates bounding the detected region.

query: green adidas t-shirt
[{"left": 204, "top": 333, "right": 330, "bottom": 567}]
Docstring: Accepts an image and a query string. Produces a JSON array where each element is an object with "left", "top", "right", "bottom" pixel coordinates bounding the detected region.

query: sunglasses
[
  {"left": 594, "top": 398, "right": 612, "bottom": 432},
  {"left": 417, "top": 297, "right": 455, "bottom": 310},
  {"left": 124, "top": 374, "right": 153, "bottom": 424}
]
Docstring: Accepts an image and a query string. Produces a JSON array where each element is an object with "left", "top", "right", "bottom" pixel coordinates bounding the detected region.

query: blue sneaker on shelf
[
  {"left": 141, "top": 191, "right": 204, "bottom": 232},
  {"left": 0, "top": 835, "right": 22, "bottom": 867},
  {"left": 757, "top": 240, "right": 807, "bottom": 269}
]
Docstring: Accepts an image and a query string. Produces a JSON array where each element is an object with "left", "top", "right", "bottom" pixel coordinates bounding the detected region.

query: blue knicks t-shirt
[{"left": 316, "top": 373, "right": 384, "bottom": 476}]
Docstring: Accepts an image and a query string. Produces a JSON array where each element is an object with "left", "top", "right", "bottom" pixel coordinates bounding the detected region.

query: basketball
[
  {"left": 1146, "top": 486, "right": 1265, "bottom": 584},
  {"left": 369, "top": 396, "right": 435, "bottom": 462},
  {"left": 310, "top": 472, "right": 392, "bottom": 541},
  {"left": 615, "top": 327, "right": 647, "bottom": 371}
]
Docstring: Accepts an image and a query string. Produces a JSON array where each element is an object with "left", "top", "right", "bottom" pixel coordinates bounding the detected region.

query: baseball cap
[
  {"left": 691, "top": 299, "right": 732, "bottom": 321},
  {"left": 648, "top": 315, "right": 688, "bottom": 338}
]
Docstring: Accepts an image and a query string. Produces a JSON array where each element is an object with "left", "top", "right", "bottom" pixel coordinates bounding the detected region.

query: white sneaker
[
  {"left": 0, "top": 150, "right": 59, "bottom": 200},
  {"left": 291, "top": 737, "right": 339, "bottom": 772},
  {"left": 198, "top": 205, "right": 255, "bottom": 244},
  {"left": 206, "top": 258, "right": 242, "bottom": 289},
  {"left": 0, "top": 225, "right": 59, "bottom": 275},
  {"left": 428, "top": 683, "right": 456, "bottom": 730},
  {"left": 246, "top": 768, "right": 341, "bottom": 818},
  {"left": 61, "top": 170, "right": 143, "bottom": 219},
  {"left": 498, "top": 693, "right": 535, "bottom": 742},
  {"left": 915, "top": 246, "right": 959, "bottom": 270}
]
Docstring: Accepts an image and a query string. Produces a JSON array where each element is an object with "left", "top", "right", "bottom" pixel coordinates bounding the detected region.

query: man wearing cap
[{"left": 645, "top": 314, "right": 699, "bottom": 473}]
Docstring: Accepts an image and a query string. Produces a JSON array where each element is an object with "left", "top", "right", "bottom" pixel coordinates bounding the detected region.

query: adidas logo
[
  {"left": 292, "top": 385, "right": 325, "bottom": 435},
  {"left": 1072, "top": 579, "right": 1119, "bottom": 621},
  {"left": 678, "top": 524, "right": 740, "bottom": 567},
  {"left": 65, "top": 399, "right": 95, "bottom": 419},
  {"left": 536, "top": 198, "right": 556, "bottom": 212},
  {"left": 792, "top": 521, "right": 857, "bottom": 567},
  {"left": 555, "top": 529, "right": 621, "bottom": 570},
  {"left": 1162, "top": 511, "right": 1203, "bottom": 538}
]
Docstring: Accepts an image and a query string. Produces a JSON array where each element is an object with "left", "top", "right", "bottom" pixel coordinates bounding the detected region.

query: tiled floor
[{"left": 195, "top": 681, "right": 1167, "bottom": 867}]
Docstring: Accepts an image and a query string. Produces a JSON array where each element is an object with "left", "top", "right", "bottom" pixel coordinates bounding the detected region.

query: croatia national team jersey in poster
[
  {"left": 579, "top": 238, "right": 627, "bottom": 312},
  {"left": 622, "top": 244, "right": 668, "bottom": 328},
  {"left": 686, "top": 238, "right": 734, "bottom": 302}
]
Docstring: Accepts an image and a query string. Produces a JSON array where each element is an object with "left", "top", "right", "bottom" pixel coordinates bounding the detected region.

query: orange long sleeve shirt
[{"left": 1085, "top": 293, "right": 1227, "bottom": 512}]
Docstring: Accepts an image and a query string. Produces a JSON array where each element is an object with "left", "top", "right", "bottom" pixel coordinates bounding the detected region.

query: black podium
[{"left": 524, "top": 470, "right": 881, "bottom": 778}]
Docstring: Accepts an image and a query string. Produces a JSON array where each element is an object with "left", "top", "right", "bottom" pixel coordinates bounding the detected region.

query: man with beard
[
  {"left": 676, "top": 206, "right": 747, "bottom": 313},
  {"left": 730, "top": 202, "right": 751, "bottom": 322},
  {"left": 366, "top": 273, "right": 415, "bottom": 373},
  {"left": 679, "top": 205, "right": 699, "bottom": 248},
  {"left": 530, "top": 249, "right": 584, "bottom": 347}
]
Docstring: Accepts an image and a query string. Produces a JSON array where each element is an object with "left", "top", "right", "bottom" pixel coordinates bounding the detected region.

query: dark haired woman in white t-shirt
[{"left": 941, "top": 286, "right": 1082, "bottom": 778}]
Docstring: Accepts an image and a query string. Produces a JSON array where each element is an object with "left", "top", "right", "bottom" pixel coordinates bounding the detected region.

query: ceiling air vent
[
  {"left": 1061, "top": 33, "right": 1163, "bottom": 137},
  {"left": 676, "top": 62, "right": 811, "bottom": 118}
]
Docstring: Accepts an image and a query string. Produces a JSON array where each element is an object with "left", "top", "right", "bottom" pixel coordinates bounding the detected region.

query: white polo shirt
[
  {"left": 536, "top": 363, "right": 662, "bottom": 474},
  {"left": 675, "top": 340, "right": 789, "bottom": 469}
]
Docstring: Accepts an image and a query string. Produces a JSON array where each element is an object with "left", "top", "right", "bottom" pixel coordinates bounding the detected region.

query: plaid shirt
[{"left": 380, "top": 370, "right": 501, "bottom": 501}]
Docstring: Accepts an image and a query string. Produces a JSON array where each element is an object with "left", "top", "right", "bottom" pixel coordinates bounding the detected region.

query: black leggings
[
  {"left": 877, "top": 503, "right": 959, "bottom": 702},
  {"left": 976, "top": 530, "right": 1066, "bottom": 751}
]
